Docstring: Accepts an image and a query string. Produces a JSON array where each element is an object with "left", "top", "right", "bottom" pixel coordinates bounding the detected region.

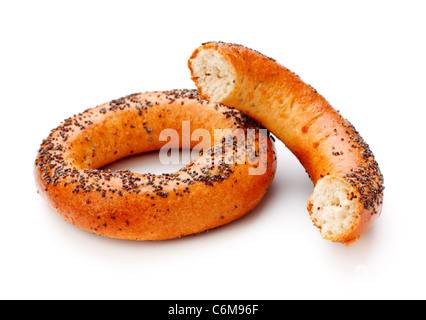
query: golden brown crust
[
  {"left": 34, "top": 89, "right": 277, "bottom": 240},
  {"left": 189, "top": 42, "right": 384, "bottom": 244}
]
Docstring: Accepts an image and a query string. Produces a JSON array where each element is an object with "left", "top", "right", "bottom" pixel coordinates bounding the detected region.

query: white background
[{"left": 1, "top": 0, "right": 425, "bottom": 300}]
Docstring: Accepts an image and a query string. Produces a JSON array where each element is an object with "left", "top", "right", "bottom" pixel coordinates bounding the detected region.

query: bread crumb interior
[
  {"left": 190, "top": 49, "right": 235, "bottom": 102},
  {"left": 311, "top": 177, "right": 359, "bottom": 239}
]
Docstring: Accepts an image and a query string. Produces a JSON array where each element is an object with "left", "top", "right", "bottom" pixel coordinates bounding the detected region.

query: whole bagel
[
  {"left": 188, "top": 42, "right": 384, "bottom": 245},
  {"left": 34, "top": 89, "right": 277, "bottom": 240}
]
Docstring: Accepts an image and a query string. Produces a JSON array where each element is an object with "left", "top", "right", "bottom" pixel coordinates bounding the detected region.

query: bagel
[
  {"left": 188, "top": 42, "right": 384, "bottom": 244},
  {"left": 34, "top": 89, "right": 277, "bottom": 240}
]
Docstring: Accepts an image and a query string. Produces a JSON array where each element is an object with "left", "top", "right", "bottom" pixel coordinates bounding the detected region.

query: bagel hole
[
  {"left": 190, "top": 49, "right": 235, "bottom": 102},
  {"left": 102, "top": 149, "right": 195, "bottom": 175},
  {"left": 310, "top": 177, "right": 359, "bottom": 239}
]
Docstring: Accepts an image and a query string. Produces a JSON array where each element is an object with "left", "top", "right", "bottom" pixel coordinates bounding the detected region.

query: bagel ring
[
  {"left": 34, "top": 89, "right": 277, "bottom": 240},
  {"left": 188, "top": 42, "right": 384, "bottom": 244}
]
